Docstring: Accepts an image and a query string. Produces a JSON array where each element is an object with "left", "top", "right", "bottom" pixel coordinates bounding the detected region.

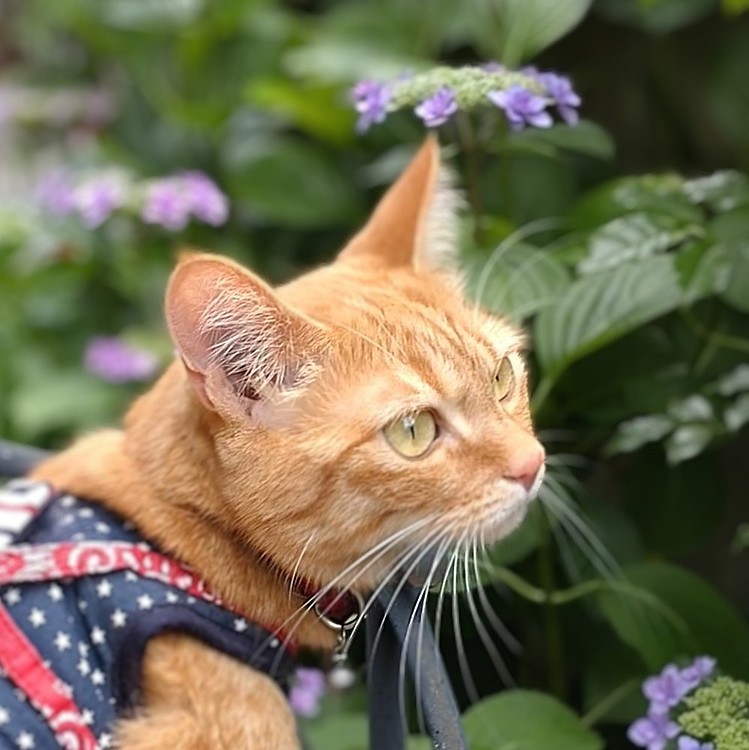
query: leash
[{"left": 0, "top": 439, "right": 467, "bottom": 749}]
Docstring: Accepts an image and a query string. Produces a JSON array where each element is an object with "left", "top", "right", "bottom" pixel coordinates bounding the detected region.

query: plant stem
[
  {"left": 580, "top": 679, "right": 640, "bottom": 729},
  {"left": 456, "top": 112, "right": 484, "bottom": 245},
  {"left": 537, "top": 509, "right": 565, "bottom": 700}
]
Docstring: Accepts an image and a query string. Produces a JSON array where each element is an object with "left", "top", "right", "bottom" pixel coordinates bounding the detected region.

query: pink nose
[{"left": 505, "top": 446, "right": 545, "bottom": 492}]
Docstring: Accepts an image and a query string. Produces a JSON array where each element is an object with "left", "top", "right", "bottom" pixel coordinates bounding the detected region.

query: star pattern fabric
[{"left": 0, "top": 480, "right": 293, "bottom": 749}]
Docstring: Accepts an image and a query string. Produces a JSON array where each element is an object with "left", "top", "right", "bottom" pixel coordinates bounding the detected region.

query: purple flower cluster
[
  {"left": 349, "top": 64, "right": 581, "bottom": 133},
  {"left": 288, "top": 667, "right": 327, "bottom": 718},
  {"left": 84, "top": 337, "right": 159, "bottom": 383},
  {"left": 37, "top": 171, "right": 126, "bottom": 228},
  {"left": 141, "top": 171, "right": 228, "bottom": 230},
  {"left": 628, "top": 657, "right": 716, "bottom": 750},
  {"left": 350, "top": 80, "right": 391, "bottom": 134},
  {"left": 36, "top": 168, "right": 228, "bottom": 231}
]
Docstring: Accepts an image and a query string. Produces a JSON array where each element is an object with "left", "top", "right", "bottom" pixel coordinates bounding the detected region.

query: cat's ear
[
  {"left": 165, "top": 254, "right": 327, "bottom": 414},
  {"left": 338, "top": 135, "right": 461, "bottom": 273}
]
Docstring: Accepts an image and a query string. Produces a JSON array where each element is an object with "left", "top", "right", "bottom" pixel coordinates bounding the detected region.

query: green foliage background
[{"left": 1, "top": 1, "right": 748, "bottom": 748}]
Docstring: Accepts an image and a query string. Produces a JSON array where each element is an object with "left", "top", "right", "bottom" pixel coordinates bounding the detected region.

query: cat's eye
[
  {"left": 494, "top": 356, "right": 515, "bottom": 402},
  {"left": 384, "top": 411, "right": 437, "bottom": 458}
]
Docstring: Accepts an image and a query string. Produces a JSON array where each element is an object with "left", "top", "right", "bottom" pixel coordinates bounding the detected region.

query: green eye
[
  {"left": 384, "top": 411, "right": 437, "bottom": 458},
  {"left": 494, "top": 357, "right": 515, "bottom": 401}
]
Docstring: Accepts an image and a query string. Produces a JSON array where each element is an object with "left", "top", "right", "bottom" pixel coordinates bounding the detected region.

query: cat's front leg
[{"left": 114, "top": 633, "right": 301, "bottom": 750}]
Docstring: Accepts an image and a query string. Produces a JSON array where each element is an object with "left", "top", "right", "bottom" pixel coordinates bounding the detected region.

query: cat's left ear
[{"left": 338, "top": 136, "right": 461, "bottom": 273}]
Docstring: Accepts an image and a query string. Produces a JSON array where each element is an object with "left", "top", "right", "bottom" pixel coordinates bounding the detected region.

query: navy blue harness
[{"left": 0, "top": 479, "right": 293, "bottom": 749}]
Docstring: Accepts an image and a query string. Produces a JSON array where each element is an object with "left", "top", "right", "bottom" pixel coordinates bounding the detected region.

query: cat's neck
[{"left": 30, "top": 362, "right": 336, "bottom": 650}]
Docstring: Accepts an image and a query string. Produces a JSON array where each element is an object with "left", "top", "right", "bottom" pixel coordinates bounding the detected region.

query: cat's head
[{"left": 164, "top": 137, "right": 544, "bottom": 592}]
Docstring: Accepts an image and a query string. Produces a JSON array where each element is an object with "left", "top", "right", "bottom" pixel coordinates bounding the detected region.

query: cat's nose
[{"left": 505, "top": 445, "right": 545, "bottom": 492}]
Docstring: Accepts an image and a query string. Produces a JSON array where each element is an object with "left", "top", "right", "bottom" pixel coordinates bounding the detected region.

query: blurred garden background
[{"left": 1, "top": 0, "right": 749, "bottom": 748}]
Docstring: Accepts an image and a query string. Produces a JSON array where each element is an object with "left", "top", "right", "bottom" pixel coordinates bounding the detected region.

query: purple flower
[
  {"left": 181, "top": 171, "right": 229, "bottom": 226},
  {"left": 141, "top": 172, "right": 229, "bottom": 230},
  {"left": 350, "top": 80, "right": 391, "bottom": 133},
  {"left": 74, "top": 175, "right": 126, "bottom": 228},
  {"left": 628, "top": 708, "right": 681, "bottom": 750},
  {"left": 84, "top": 337, "right": 158, "bottom": 383},
  {"left": 488, "top": 86, "right": 552, "bottom": 130},
  {"left": 141, "top": 178, "right": 191, "bottom": 231},
  {"left": 414, "top": 87, "right": 458, "bottom": 128},
  {"left": 538, "top": 72, "right": 581, "bottom": 125},
  {"left": 36, "top": 170, "right": 76, "bottom": 216},
  {"left": 680, "top": 656, "right": 716, "bottom": 692},
  {"left": 678, "top": 737, "right": 714, "bottom": 750},
  {"left": 643, "top": 665, "right": 691, "bottom": 710},
  {"left": 288, "top": 667, "right": 327, "bottom": 718}
]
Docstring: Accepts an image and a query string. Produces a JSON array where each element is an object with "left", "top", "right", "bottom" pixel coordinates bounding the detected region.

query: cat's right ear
[{"left": 165, "top": 254, "right": 327, "bottom": 415}]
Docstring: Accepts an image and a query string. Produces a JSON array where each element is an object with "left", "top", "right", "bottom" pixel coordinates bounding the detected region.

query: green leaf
[
  {"left": 577, "top": 212, "right": 702, "bottom": 274},
  {"left": 463, "top": 690, "right": 604, "bottom": 750},
  {"left": 508, "top": 121, "right": 616, "bottom": 161},
  {"left": 624, "top": 452, "right": 725, "bottom": 557},
  {"left": 606, "top": 414, "right": 674, "bottom": 455},
  {"left": 9, "top": 371, "right": 128, "bottom": 441},
  {"left": 468, "top": 242, "right": 572, "bottom": 322},
  {"left": 710, "top": 364, "right": 749, "bottom": 396},
  {"left": 683, "top": 171, "right": 749, "bottom": 211},
  {"left": 303, "top": 711, "right": 368, "bottom": 750},
  {"left": 223, "top": 136, "right": 363, "bottom": 228},
  {"left": 245, "top": 78, "right": 355, "bottom": 145},
  {"left": 597, "top": 562, "right": 749, "bottom": 677},
  {"left": 723, "top": 0, "right": 749, "bottom": 14},
  {"left": 665, "top": 423, "right": 717, "bottom": 464},
  {"left": 572, "top": 174, "right": 700, "bottom": 229},
  {"left": 676, "top": 241, "right": 731, "bottom": 303},
  {"left": 725, "top": 393, "right": 749, "bottom": 432},
  {"left": 480, "top": 0, "right": 593, "bottom": 66},
  {"left": 720, "top": 242, "right": 749, "bottom": 313},
  {"left": 534, "top": 255, "right": 682, "bottom": 378}
]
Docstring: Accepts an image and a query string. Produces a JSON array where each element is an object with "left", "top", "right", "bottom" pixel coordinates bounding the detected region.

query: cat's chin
[{"left": 481, "top": 487, "right": 536, "bottom": 545}]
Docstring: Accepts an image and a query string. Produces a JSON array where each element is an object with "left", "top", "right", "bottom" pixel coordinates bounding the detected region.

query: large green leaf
[
  {"left": 471, "top": 0, "right": 593, "bottom": 66},
  {"left": 577, "top": 212, "right": 702, "bottom": 274},
  {"left": 463, "top": 690, "right": 604, "bottom": 750},
  {"left": 534, "top": 255, "right": 682, "bottom": 377},
  {"left": 506, "top": 121, "right": 616, "bottom": 161},
  {"left": 597, "top": 562, "right": 749, "bottom": 677},
  {"left": 468, "top": 242, "right": 571, "bottom": 322}
]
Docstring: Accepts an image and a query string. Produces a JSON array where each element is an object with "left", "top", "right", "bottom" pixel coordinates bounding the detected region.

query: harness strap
[
  {"left": 0, "top": 603, "right": 99, "bottom": 750},
  {"left": 367, "top": 587, "right": 468, "bottom": 750}
]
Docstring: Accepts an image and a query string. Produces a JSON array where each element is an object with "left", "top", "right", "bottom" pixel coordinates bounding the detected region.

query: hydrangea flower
[
  {"left": 349, "top": 64, "right": 580, "bottom": 133},
  {"left": 141, "top": 172, "right": 229, "bottom": 230},
  {"left": 37, "top": 168, "right": 228, "bottom": 231},
  {"left": 629, "top": 656, "right": 720, "bottom": 750},
  {"left": 415, "top": 87, "right": 458, "bottom": 127},
  {"left": 628, "top": 708, "right": 681, "bottom": 750},
  {"left": 181, "top": 171, "right": 229, "bottom": 225},
  {"left": 36, "top": 170, "right": 76, "bottom": 216},
  {"left": 288, "top": 667, "right": 327, "bottom": 718},
  {"left": 84, "top": 337, "right": 158, "bottom": 383},
  {"left": 141, "top": 178, "right": 191, "bottom": 231},
  {"left": 73, "top": 174, "right": 128, "bottom": 229},
  {"left": 644, "top": 664, "right": 694, "bottom": 711},
  {"left": 537, "top": 72, "right": 582, "bottom": 125},
  {"left": 351, "top": 80, "right": 391, "bottom": 133},
  {"left": 678, "top": 736, "right": 714, "bottom": 750}
]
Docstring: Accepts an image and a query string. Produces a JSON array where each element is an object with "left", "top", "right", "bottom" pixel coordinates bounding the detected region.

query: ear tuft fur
[{"left": 418, "top": 165, "right": 464, "bottom": 274}]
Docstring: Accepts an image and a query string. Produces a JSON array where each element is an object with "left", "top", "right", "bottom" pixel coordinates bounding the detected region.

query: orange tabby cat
[{"left": 31, "top": 136, "right": 545, "bottom": 749}]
